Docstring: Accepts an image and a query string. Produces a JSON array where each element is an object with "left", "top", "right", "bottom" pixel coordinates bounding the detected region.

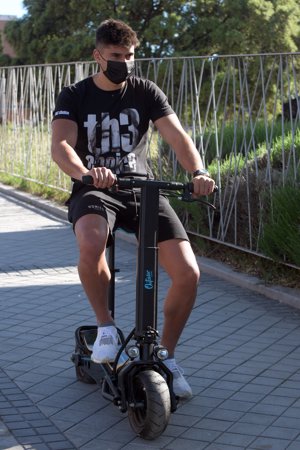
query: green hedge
[{"left": 259, "top": 185, "right": 300, "bottom": 266}]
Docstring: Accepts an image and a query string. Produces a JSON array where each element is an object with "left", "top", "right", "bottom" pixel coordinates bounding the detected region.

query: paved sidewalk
[{"left": 0, "top": 190, "right": 300, "bottom": 450}]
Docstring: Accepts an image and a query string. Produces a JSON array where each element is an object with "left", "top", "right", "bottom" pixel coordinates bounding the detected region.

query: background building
[{"left": 0, "top": 15, "right": 16, "bottom": 57}]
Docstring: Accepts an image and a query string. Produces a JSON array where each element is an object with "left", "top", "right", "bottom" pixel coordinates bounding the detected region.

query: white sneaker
[
  {"left": 91, "top": 326, "right": 119, "bottom": 363},
  {"left": 164, "top": 358, "right": 193, "bottom": 399}
]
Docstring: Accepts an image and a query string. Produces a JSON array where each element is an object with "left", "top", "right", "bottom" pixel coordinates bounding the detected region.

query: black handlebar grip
[
  {"left": 187, "top": 183, "right": 219, "bottom": 193},
  {"left": 82, "top": 175, "right": 94, "bottom": 185}
]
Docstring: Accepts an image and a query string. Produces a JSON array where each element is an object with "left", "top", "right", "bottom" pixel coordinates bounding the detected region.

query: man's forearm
[
  {"left": 51, "top": 143, "right": 88, "bottom": 181},
  {"left": 173, "top": 133, "right": 206, "bottom": 175}
]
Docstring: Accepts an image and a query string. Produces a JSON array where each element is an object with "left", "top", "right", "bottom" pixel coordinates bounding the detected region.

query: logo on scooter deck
[{"left": 144, "top": 270, "right": 154, "bottom": 289}]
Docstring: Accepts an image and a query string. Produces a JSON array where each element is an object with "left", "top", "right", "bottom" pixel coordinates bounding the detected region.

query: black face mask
[{"left": 102, "top": 57, "right": 135, "bottom": 84}]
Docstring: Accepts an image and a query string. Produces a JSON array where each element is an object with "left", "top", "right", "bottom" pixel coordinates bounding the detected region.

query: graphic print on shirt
[{"left": 84, "top": 108, "right": 140, "bottom": 173}]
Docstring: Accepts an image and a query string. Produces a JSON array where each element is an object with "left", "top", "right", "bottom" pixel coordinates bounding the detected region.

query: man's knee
[{"left": 179, "top": 263, "right": 200, "bottom": 288}]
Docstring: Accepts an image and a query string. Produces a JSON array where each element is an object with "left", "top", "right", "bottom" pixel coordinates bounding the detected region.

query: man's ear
[{"left": 93, "top": 49, "right": 101, "bottom": 64}]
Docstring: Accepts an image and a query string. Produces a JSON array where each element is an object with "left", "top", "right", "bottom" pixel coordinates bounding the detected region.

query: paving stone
[
  {"left": 261, "top": 426, "right": 300, "bottom": 440},
  {"left": 205, "top": 445, "right": 245, "bottom": 450},
  {"left": 249, "top": 437, "right": 291, "bottom": 450},
  {"left": 164, "top": 438, "right": 208, "bottom": 449},
  {"left": 214, "top": 431, "right": 256, "bottom": 447}
]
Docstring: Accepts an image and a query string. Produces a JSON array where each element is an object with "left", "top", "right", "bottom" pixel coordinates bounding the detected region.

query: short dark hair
[{"left": 96, "top": 19, "right": 140, "bottom": 49}]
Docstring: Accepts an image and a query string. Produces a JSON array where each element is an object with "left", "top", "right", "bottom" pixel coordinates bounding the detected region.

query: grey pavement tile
[
  {"left": 181, "top": 427, "right": 221, "bottom": 441},
  {"left": 21, "top": 445, "right": 51, "bottom": 450},
  {"left": 249, "top": 437, "right": 291, "bottom": 450},
  {"left": 210, "top": 380, "right": 245, "bottom": 391},
  {"left": 271, "top": 386, "right": 300, "bottom": 398},
  {"left": 249, "top": 376, "right": 283, "bottom": 387},
  {"left": 219, "top": 372, "right": 255, "bottom": 384},
  {"left": 188, "top": 395, "right": 224, "bottom": 409},
  {"left": 226, "top": 422, "right": 267, "bottom": 436},
  {"left": 239, "top": 412, "right": 277, "bottom": 426},
  {"left": 173, "top": 403, "right": 212, "bottom": 419},
  {"left": 261, "top": 426, "right": 300, "bottom": 440},
  {"left": 11, "top": 428, "right": 38, "bottom": 438},
  {"left": 194, "top": 417, "right": 233, "bottom": 432},
  {"left": 282, "top": 407, "right": 300, "bottom": 419},
  {"left": 218, "top": 399, "right": 255, "bottom": 413},
  {"left": 249, "top": 403, "right": 288, "bottom": 416},
  {"left": 162, "top": 424, "right": 188, "bottom": 437},
  {"left": 206, "top": 408, "right": 245, "bottom": 422},
  {"left": 272, "top": 416, "right": 300, "bottom": 429},
  {"left": 29, "top": 419, "right": 56, "bottom": 428},
  {"left": 287, "top": 444, "right": 300, "bottom": 450},
  {"left": 6, "top": 421, "right": 34, "bottom": 431},
  {"left": 168, "top": 412, "right": 199, "bottom": 427},
  {"left": 188, "top": 377, "right": 216, "bottom": 391},
  {"left": 262, "top": 368, "right": 299, "bottom": 380},
  {"left": 164, "top": 437, "right": 208, "bottom": 450},
  {"left": 199, "top": 387, "right": 236, "bottom": 399},
  {"left": 63, "top": 410, "right": 126, "bottom": 447},
  {"left": 47, "top": 442, "right": 75, "bottom": 450},
  {"left": 123, "top": 434, "right": 175, "bottom": 449},
  {"left": 230, "top": 391, "right": 265, "bottom": 403},
  {"left": 239, "top": 382, "right": 274, "bottom": 396},
  {"left": 193, "top": 368, "right": 224, "bottom": 380},
  {"left": 205, "top": 445, "right": 245, "bottom": 450},
  {"left": 15, "top": 436, "right": 45, "bottom": 445},
  {"left": 80, "top": 440, "right": 124, "bottom": 450},
  {"left": 260, "top": 394, "right": 297, "bottom": 407},
  {"left": 214, "top": 431, "right": 256, "bottom": 447},
  {"left": 226, "top": 364, "right": 264, "bottom": 376},
  {"left": 36, "top": 426, "right": 65, "bottom": 436}
]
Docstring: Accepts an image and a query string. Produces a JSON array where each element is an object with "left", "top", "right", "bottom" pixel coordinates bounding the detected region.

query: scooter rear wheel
[
  {"left": 128, "top": 369, "right": 171, "bottom": 440},
  {"left": 74, "top": 344, "right": 96, "bottom": 384}
]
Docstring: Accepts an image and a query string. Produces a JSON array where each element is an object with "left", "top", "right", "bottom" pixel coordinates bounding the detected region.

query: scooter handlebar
[{"left": 81, "top": 175, "right": 218, "bottom": 193}]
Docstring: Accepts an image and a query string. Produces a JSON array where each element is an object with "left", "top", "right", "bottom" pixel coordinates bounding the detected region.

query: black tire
[
  {"left": 74, "top": 345, "right": 96, "bottom": 384},
  {"left": 75, "top": 365, "right": 96, "bottom": 384},
  {"left": 128, "top": 370, "right": 171, "bottom": 440}
]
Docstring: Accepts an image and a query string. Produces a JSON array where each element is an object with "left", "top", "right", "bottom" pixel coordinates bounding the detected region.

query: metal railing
[{"left": 0, "top": 53, "right": 299, "bottom": 266}]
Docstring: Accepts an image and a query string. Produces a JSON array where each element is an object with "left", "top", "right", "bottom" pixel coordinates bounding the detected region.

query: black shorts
[{"left": 67, "top": 182, "right": 189, "bottom": 245}]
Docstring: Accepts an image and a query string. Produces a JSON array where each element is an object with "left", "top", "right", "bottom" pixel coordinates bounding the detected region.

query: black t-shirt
[{"left": 52, "top": 76, "right": 174, "bottom": 176}]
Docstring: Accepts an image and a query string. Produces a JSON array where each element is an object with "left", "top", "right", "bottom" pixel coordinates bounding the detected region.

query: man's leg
[
  {"left": 74, "top": 214, "right": 113, "bottom": 325},
  {"left": 74, "top": 213, "right": 120, "bottom": 363},
  {"left": 158, "top": 239, "right": 200, "bottom": 356},
  {"left": 158, "top": 238, "right": 199, "bottom": 398}
]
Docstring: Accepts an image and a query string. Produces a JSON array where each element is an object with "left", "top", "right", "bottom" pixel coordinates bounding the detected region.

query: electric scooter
[{"left": 71, "top": 175, "right": 216, "bottom": 440}]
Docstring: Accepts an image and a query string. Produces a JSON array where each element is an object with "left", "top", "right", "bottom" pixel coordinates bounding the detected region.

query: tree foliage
[{"left": 2, "top": 0, "right": 300, "bottom": 65}]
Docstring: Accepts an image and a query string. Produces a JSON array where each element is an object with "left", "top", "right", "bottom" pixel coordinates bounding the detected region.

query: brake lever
[
  {"left": 181, "top": 184, "right": 218, "bottom": 210},
  {"left": 180, "top": 194, "right": 217, "bottom": 210}
]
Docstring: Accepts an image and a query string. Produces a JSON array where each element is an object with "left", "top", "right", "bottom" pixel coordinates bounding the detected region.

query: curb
[
  {"left": 197, "top": 255, "right": 300, "bottom": 310},
  {"left": 0, "top": 183, "right": 68, "bottom": 222},
  {"left": 1, "top": 183, "right": 299, "bottom": 310}
]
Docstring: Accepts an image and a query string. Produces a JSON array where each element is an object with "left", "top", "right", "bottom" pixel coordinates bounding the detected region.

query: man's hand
[
  {"left": 86, "top": 167, "right": 116, "bottom": 189},
  {"left": 192, "top": 174, "right": 215, "bottom": 197}
]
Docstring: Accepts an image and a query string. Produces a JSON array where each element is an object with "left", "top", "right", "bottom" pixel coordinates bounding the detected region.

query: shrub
[{"left": 259, "top": 184, "right": 300, "bottom": 266}]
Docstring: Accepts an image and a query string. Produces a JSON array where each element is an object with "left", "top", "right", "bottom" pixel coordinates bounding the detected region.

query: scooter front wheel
[{"left": 128, "top": 369, "right": 171, "bottom": 440}]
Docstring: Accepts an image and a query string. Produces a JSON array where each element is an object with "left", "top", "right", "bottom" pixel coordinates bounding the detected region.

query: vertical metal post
[
  {"left": 135, "top": 184, "right": 159, "bottom": 336},
  {"left": 107, "top": 232, "right": 116, "bottom": 320}
]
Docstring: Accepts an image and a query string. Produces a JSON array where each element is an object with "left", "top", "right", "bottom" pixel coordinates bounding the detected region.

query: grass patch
[{"left": 0, "top": 172, "right": 69, "bottom": 205}]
